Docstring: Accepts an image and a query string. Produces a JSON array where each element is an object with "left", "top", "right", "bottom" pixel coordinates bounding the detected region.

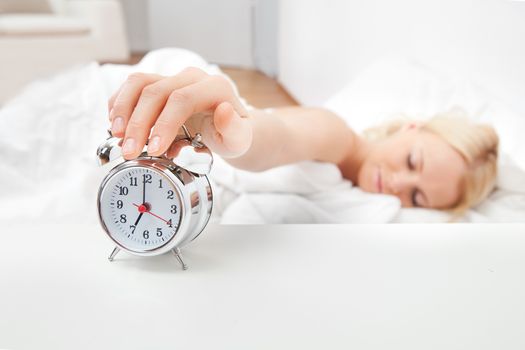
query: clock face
[{"left": 99, "top": 166, "right": 183, "bottom": 252}]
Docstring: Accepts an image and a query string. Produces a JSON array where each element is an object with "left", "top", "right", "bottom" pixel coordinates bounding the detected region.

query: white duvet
[{"left": 0, "top": 48, "right": 523, "bottom": 224}]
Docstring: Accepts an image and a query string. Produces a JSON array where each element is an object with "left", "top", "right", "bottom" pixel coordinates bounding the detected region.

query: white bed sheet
[{"left": 0, "top": 49, "right": 523, "bottom": 224}]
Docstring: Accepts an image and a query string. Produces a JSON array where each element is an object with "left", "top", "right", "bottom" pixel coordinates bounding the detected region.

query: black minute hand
[{"left": 142, "top": 172, "right": 146, "bottom": 204}]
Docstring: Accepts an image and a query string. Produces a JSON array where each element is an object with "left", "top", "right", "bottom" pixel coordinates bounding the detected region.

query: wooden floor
[
  {"left": 220, "top": 67, "right": 298, "bottom": 108},
  {"left": 122, "top": 53, "right": 298, "bottom": 109}
]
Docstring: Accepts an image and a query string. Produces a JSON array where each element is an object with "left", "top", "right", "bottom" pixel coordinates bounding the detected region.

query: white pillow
[{"left": 323, "top": 56, "right": 525, "bottom": 171}]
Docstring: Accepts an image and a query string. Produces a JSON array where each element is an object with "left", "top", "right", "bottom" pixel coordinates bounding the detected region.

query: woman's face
[{"left": 358, "top": 126, "right": 467, "bottom": 209}]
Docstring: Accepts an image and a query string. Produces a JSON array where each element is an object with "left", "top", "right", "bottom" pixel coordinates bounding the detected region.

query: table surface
[{"left": 1, "top": 221, "right": 525, "bottom": 350}]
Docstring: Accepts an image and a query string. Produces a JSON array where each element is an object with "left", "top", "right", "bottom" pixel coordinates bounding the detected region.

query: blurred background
[
  {"left": 1, "top": 0, "right": 525, "bottom": 223},
  {"left": 1, "top": 0, "right": 524, "bottom": 113}
]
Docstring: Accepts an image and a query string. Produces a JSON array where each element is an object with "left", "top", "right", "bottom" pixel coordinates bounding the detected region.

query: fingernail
[
  {"left": 148, "top": 136, "right": 160, "bottom": 153},
  {"left": 112, "top": 117, "right": 124, "bottom": 134},
  {"left": 122, "top": 138, "right": 136, "bottom": 154}
]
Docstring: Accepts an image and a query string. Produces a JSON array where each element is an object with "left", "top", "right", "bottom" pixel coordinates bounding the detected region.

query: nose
[{"left": 386, "top": 171, "right": 418, "bottom": 195}]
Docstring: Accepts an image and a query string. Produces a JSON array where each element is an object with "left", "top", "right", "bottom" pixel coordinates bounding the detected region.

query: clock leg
[
  {"left": 108, "top": 247, "right": 120, "bottom": 262},
  {"left": 172, "top": 248, "right": 188, "bottom": 270}
]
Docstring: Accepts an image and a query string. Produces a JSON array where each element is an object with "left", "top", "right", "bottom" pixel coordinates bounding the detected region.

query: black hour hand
[{"left": 134, "top": 212, "right": 144, "bottom": 226}]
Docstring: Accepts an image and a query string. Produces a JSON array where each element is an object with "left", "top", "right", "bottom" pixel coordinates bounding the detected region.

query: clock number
[
  {"left": 143, "top": 174, "right": 152, "bottom": 184},
  {"left": 156, "top": 228, "right": 163, "bottom": 237},
  {"left": 117, "top": 200, "right": 123, "bottom": 209},
  {"left": 119, "top": 214, "right": 127, "bottom": 223},
  {"left": 119, "top": 186, "right": 128, "bottom": 195},
  {"left": 143, "top": 230, "right": 150, "bottom": 239},
  {"left": 129, "top": 225, "right": 136, "bottom": 234},
  {"left": 130, "top": 177, "right": 138, "bottom": 186},
  {"left": 170, "top": 205, "right": 177, "bottom": 214},
  {"left": 158, "top": 179, "right": 163, "bottom": 188},
  {"left": 167, "top": 190, "right": 174, "bottom": 199},
  {"left": 167, "top": 219, "right": 173, "bottom": 228}
]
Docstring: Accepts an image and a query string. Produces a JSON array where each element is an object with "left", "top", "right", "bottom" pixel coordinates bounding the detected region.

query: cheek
[{"left": 357, "top": 161, "right": 375, "bottom": 192}]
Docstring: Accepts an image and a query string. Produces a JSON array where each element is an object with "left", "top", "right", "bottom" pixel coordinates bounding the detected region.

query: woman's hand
[{"left": 107, "top": 67, "right": 253, "bottom": 160}]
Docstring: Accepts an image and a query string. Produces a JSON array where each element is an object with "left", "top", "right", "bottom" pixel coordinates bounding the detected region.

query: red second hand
[
  {"left": 132, "top": 203, "right": 169, "bottom": 224},
  {"left": 145, "top": 210, "right": 169, "bottom": 224}
]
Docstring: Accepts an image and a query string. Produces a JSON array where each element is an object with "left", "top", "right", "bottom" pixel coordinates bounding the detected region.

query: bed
[{"left": 0, "top": 48, "right": 523, "bottom": 224}]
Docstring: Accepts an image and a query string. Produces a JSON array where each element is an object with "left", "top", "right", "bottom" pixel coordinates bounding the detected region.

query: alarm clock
[{"left": 96, "top": 126, "right": 213, "bottom": 270}]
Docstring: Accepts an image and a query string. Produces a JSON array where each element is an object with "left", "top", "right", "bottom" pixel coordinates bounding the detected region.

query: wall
[
  {"left": 253, "top": 0, "right": 279, "bottom": 77},
  {"left": 119, "top": 0, "right": 280, "bottom": 71},
  {"left": 119, "top": 0, "right": 149, "bottom": 52},
  {"left": 148, "top": 0, "right": 253, "bottom": 67},
  {"left": 278, "top": 0, "right": 525, "bottom": 112}
]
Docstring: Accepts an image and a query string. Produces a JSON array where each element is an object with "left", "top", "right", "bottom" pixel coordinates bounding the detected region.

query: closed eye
[
  {"left": 407, "top": 152, "right": 415, "bottom": 170},
  {"left": 408, "top": 151, "right": 422, "bottom": 206}
]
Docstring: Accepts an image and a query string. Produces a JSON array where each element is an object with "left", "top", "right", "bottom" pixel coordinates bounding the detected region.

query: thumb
[{"left": 211, "top": 101, "right": 252, "bottom": 158}]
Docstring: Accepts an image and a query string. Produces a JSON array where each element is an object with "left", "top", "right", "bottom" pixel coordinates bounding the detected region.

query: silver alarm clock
[{"left": 96, "top": 126, "right": 213, "bottom": 269}]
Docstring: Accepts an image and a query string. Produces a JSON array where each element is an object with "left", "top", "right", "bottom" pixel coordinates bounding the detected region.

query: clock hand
[
  {"left": 133, "top": 203, "right": 149, "bottom": 210},
  {"left": 134, "top": 212, "right": 144, "bottom": 226},
  {"left": 145, "top": 210, "right": 170, "bottom": 224},
  {"left": 133, "top": 203, "right": 169, "bottom": 225},
  {"left": 142, "top": 173, "right": 146, "bottom": 204},
  {"left": 132, "top": 202, "right": 149, "bottom": 226}
]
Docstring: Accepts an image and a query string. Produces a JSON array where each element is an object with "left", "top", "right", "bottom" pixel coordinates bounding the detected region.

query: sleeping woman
[{"left": 107, "top": 67, "right": 499, "bottom": 217}]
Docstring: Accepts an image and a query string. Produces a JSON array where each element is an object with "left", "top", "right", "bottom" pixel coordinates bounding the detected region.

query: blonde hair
[{"left": 364, "top": 110, "right": 499, "bottom": 216}]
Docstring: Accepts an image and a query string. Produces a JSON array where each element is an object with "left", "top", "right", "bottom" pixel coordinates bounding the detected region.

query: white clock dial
[{"left": 99, "top": 166, "right": 183, "bottom": 252}]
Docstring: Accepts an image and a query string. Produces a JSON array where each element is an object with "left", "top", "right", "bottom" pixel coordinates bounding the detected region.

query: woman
[{"left": 107, "top": 67, "right": 498, "bottom": 216}]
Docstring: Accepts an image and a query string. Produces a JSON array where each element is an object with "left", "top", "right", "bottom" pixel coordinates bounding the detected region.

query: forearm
[{"left": 224, "top": 106, "right": 354, "bottom": 171}]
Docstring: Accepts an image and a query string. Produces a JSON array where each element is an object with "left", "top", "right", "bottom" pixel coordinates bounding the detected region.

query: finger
[
  {"left": 122, "top": 67, "right": 209, "bottom": 159},
  {"left": 147, "top": 75, "right": 246, "bottom": 157},
  {"left": 109, "top": 72, "right": 163, "bottom": 137},
  {"left": 108, "top": 85, "right": 122, "bottom": 118},
  {"left": 210, "top": 101, "right": 253, "bottom": 157},
  {"left": 164, "top": 103, "right": 249, "bottom": 159}
]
